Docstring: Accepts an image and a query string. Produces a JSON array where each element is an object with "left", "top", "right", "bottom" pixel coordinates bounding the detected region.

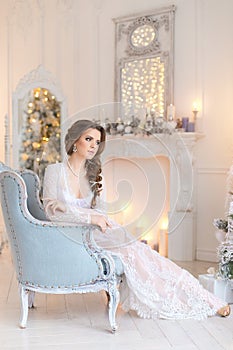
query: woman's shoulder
[{"left": 46, "top": 162, "right": 64, "bottom": 174}]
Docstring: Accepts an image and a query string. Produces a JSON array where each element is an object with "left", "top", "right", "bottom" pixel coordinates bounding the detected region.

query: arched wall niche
[{"left": 10, "top": 65, "right": 67, "bottom": 170}]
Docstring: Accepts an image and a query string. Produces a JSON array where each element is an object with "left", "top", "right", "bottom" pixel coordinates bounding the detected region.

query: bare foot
[{"left": 217, "top": 305, "right": 231, "bottom": 317}]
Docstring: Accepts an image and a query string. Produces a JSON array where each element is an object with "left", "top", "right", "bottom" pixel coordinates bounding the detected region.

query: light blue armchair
[{"left": 0, "top": 163, "right": 123, "bottom": 332}]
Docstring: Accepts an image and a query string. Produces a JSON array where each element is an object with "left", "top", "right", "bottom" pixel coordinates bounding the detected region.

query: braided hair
[{"left": 65, "top": 119, "right": 106, "bottom": 208}]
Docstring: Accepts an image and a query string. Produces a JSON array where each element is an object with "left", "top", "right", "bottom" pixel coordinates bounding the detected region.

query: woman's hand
[{"left": 91, "top": 214, "right": 112, "bottom": 233}]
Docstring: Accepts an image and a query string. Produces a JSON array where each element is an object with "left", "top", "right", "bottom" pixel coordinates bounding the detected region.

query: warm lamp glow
[
  {"left": 142, "top": 231, "right": 154, "bottom": 245},
  {"left": 192, "top": 101, "right": 199, "bottom": 112},
  {"left": 192, "top": 100, "right": 201, "bottom": 113}
]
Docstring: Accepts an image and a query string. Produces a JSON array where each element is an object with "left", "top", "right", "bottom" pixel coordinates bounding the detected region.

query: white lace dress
[{"left": 43, "top": 162, "right": 227, "bottom": 320}]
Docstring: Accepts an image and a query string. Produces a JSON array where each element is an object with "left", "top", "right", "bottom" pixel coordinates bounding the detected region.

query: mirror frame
[
  {"left": 11, "top": 65, "right": 67, "bottom": 169},
  {"left": 113, "top": 5, "right": 176, "bottom": 119}
]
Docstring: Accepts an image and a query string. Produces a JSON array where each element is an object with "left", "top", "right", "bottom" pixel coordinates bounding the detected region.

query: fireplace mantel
[{"left": 103, "top": 132, "right": 204, "bottom": 261}]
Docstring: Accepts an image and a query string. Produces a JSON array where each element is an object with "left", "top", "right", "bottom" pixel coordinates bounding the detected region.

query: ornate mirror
[
  {"left": 113, "top": 6, "right": 175, "bottom": 120},
  {"left": 11, "top": 65, "right": 67, "bottom": 180}
]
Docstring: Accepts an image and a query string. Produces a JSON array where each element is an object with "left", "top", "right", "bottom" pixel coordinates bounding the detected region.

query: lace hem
[{"left": 117, "top": 242, "right": 227, "bottom": 320}]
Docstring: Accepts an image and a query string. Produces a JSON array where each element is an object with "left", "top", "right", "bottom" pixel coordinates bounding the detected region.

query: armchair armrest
[{"left": 0, "top": 170, "right": 121, "bottom": 287}]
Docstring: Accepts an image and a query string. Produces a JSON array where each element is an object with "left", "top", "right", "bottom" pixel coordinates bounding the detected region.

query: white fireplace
[{"left": 103, "top": 132, "right": 203, "bottom": 261}]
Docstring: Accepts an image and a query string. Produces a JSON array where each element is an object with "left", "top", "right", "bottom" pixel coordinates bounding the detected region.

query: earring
[{"left": 73, "top": 144, "right": 77, "bottom": 153}]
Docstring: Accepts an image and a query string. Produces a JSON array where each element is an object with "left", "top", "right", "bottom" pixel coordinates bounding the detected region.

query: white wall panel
[{"left": 0, "top": 0, "right": 232, "bottom": 260}]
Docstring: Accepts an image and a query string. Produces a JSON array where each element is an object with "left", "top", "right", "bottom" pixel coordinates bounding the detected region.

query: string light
[
  {"left": 121, "top": 56, "right": 165, "bottom": 118},
  {"left": 20, "top": 87, "right": 61, "bottom": 181}
]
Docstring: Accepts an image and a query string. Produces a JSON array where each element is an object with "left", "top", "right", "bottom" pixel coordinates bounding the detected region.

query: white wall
[{"left": 0, "top": 0, "right": 232, "bottom": 261}]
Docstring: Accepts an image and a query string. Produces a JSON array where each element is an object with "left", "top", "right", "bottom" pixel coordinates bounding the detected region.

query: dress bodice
[
  {"left": 63, "top": 193, "right": 92, "bottom": 209},
  {"left": 61, "top": 162, "right": 93, "bottom": 209}
]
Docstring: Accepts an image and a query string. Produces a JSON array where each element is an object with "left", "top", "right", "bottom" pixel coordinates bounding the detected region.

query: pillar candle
[
  {"left": 167, "top": 104, "right": 175, "bottom": 121},
  {"left": 159, "top": 229, "right": 168, "bottom": 257},
  {"left": 187, "top": 122, "right": 195, "bottom": 132},
  {"left": 182, "top": 117, "right": 189, "bottom": 132}
]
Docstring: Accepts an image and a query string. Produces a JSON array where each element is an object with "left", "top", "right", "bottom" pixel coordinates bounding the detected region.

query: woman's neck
[{"left": 67, "top": 156, "right": 86, "bottom": 177}]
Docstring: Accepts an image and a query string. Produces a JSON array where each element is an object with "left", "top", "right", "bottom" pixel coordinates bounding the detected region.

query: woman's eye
[{"left": 85, "top": 137, "right": 100, "bottom": 145}]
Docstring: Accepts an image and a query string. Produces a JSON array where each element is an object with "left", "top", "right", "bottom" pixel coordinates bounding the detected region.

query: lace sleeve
[{"left": 43, "top": 164, "right": 92, "bottom": 224}]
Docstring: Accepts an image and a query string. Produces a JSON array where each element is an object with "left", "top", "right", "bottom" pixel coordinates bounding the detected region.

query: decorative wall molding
[
  {"left": 8, "top": 0, "right": 39, "bottom": 38},
  {"left": 197, "top": 168, "right": 228, "bottom": 175},
  {"left": 122, "top": 16, "right": 162, "bottom": 56},
  {"left": 13, "top": 65, "right": 65, "bottom": 101},
  {"left": 57, "top": 0, "right": 74, "bottom": 11},
  {"left": 90, "top": 0, "right": 105, "bottom": 11},
  {"left": 56, "top": 0, "right": 75, "bottom": 27},
  {"left": 196, "top": 248, "right": 218, "bottom": 263}
]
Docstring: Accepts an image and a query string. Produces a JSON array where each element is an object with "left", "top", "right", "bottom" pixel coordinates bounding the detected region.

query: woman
[{"left": 43, "top": 119, "right": 230, "bottom": 320}]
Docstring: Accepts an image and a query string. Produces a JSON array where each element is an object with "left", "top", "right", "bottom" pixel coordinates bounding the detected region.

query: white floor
[{"left": 1, "top": 245, "right": 233, "bottom": 350}]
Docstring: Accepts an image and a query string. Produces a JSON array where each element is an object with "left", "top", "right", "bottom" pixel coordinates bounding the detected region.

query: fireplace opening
[{"left": 103, "top": 155, "right": 170, "bottom": 256}]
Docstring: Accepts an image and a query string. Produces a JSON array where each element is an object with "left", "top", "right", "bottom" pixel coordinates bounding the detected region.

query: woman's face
[{"left": 74, "top": 128, "right": 101, "bottom": 160}]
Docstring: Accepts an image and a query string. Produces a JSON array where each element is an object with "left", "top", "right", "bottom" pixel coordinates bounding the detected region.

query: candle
[
  {"left": 167, "top": 104, "right": 175, "bottom": 121},
  {"left": 159, "top": 229, "right": 168, "bottom": 257},
  {"left": 192, "top": 102, "right": 199, "bottom": 121},
  {"left": 182, "top": 117, "right": 189, "bottom": 132},
  {"left": 187, "top": 122, "right": 195, "bottom": 132}
]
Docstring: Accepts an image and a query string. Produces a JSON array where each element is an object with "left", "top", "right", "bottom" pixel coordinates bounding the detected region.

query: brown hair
[{"left": 65, "top": 119, "right": 106, "bottom": 208}]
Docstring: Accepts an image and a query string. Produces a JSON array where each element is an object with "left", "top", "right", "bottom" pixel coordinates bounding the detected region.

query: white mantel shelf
[
  {"left": 104, "top": 132, "right": 204, "bottom": 158},
  {"left": 103, "top": 132, "right": 204, "bottom": 261}
]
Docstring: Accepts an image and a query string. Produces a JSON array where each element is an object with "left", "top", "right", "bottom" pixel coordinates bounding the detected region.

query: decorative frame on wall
[
  {"left": 10, "top": 65, "right": 67, "bottom": 171},
  {"left": 113, "top": 5, "right": 176, "bottom": 120}
]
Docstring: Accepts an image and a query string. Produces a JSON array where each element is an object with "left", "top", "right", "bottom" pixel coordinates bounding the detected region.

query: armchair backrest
[
  {"left": 0, "top": 163, "right": 47, "bottom": 221},
  {"left": 0, "top": 170, "right": 101, "bottom": 287},
  {"left": 20, "top": 170, "right": 47, "bottom": 221}
]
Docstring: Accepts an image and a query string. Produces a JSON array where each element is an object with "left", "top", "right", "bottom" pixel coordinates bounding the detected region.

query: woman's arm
[{"left": 43, "top": 164, "right": 111, "bottom": 232}]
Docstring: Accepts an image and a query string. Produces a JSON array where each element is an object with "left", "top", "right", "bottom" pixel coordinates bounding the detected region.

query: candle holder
[
  {"left": 192, "top": 109, "right": 198, "bottom": 121},
  {"left": 192, "top": 102, "right": 199, "bottom": 121}
]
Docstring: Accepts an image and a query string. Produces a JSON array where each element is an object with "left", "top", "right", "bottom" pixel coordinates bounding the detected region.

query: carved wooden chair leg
[
  {"left": 19, "top": 285, "right": 29, "bottom": 329},
  {"left": 107, "top": 278, "right": 120, "bottom": 333},
  {"left": 28, "top": 291, "right": 35, "bottom": 308}
]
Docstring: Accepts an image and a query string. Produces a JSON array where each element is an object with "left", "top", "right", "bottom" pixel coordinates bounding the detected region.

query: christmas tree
[
  {"left": 214, "top": 165, "right": 233, "bottom": 280},
  {"left": 20, "top": 87, "right": 61, "bottom": 182}
]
